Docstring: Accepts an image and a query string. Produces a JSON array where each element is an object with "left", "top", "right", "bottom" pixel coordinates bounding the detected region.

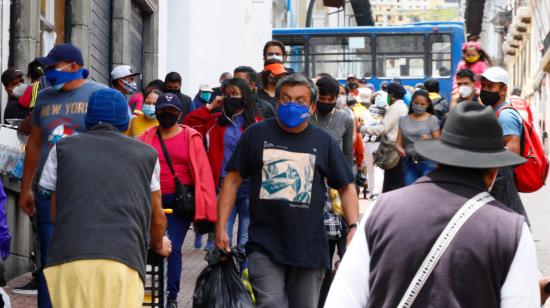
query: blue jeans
[
  {"left": 226, "top": 182, "right": 250, "bottom": 272},
  {"left": 403, "top": 156, "right": 437, "bottom": 186},
  {"left": 36, "top": 189, "right": 52, "bottom": 308},
  {"left": 163, "top": 194, "right": 192, "bottom": 300}
]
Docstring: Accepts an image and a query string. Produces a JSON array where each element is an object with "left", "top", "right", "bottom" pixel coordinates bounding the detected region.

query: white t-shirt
[{"left": 39, "top": 145, "right": 161, "bottom": 192}]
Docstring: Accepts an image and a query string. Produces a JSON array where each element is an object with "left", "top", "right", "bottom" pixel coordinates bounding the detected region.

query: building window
[{"left": 40, "top": 0, "right": 65, "bottom": 55}]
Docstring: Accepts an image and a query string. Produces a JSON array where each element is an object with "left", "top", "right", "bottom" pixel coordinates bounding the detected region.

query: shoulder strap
[
  {"left": 156, "top": 129, "right": 176, "bottom": 176},
  {"left": 397, "top": 192, "right": 494, "bottom": 308}
]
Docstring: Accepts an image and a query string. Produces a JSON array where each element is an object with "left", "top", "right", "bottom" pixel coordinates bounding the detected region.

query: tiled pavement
[{"left": 5, "top": 198, "right": 373, "bottom": 308}]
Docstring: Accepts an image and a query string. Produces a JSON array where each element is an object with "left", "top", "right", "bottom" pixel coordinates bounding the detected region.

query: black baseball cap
[
  {"left": 1, "top": 68, "right": 24, "bottom": 86},
  {"left": 156, "top": 93, "right": 183, "bottom": 112},
  {"left": 37, "top": 43, "right": 84, "bottom": 66}
]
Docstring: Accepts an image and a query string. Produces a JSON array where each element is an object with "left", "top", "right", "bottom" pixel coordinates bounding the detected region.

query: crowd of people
[{"left": 0, "top": 36, "right": 548, "bottom": 308}]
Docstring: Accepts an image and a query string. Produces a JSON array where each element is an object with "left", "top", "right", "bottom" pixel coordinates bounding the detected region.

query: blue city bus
[{"left": 273, "top": 22, "right": 465, "bottom": 101}]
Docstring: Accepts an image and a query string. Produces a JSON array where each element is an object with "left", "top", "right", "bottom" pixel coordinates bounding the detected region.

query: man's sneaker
[
  {"left": 167, "top": 298, "right": 178, "bottom": 308},
  {"left": 12, "top": 279, "right": 38, "bottom": 295}
]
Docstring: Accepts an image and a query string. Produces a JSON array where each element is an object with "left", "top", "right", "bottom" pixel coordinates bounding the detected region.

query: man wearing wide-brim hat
[{"left": 326, "top": 103, "right": 540, "bottom": 308}]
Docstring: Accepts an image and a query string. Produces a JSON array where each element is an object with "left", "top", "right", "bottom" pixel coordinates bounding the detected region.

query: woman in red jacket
[
  {"left": 139, "top": 93, "right": 216, "bottom": 307},
  {"left": 184, "top": 77, "right": 262, "bottom": 271}
]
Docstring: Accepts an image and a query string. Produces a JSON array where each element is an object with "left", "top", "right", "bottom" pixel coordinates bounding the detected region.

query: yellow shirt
[{"left": 127, "top": 115, "right": 158, "bottom": 137}]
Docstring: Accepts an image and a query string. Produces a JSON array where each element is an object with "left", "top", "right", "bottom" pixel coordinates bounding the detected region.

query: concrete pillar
[
  {"left": 10, "top": 0, "right": 40, "bottom": 70},
  {"left": 112, "top": 0, "right": 131, "bottom": 68},
  {"left": 142, "top": 9, "right": 159, "bottom": 84},
  {"left": 70, "top": 0, "right": 92, "bottom": 68}
]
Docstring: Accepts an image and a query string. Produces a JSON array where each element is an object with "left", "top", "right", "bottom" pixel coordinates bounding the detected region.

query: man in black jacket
[{"left": 164, "top": 72, "right": 194, "bottom": 119}]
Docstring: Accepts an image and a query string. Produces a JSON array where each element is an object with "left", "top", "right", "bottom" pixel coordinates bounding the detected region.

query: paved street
[
  {"left": 4, "top": 191, "right": 549, "bottom": 307},
  {"left": 522, "top": 184, "right": 550, "bottom": 275}
]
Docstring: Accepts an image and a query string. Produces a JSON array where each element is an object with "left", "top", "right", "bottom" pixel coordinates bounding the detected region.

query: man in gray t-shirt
[{"left": 18, "top": 43, "right": 106, "bottom": 308}]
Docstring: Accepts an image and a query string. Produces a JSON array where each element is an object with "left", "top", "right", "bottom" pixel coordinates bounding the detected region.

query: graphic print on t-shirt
[{"left": 260, "top": 145, "right": 316, "bottom": 207}]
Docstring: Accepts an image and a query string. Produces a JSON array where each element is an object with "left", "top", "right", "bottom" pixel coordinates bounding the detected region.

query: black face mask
[
  {"left": 267, "top": 76, "right": 280, "bottom": 86},
  {"left": 480, "top": 90, "right": 501, "bottom": 106},
  {"left": 156, "top": 113, "right": 179, "bottom": 128},
  {"left": 165, "top": 88, "right": 181, "bottom": 95},
  {"left": 223, "top": 97, "right": 244, "bottom": 116},
  {"left": 316, "top": 101, "right": 336, "bottom": 115}
]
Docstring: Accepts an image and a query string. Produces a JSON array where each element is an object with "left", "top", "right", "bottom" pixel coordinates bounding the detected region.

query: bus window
[
  {"left": 275, "top": 35, "right": 306, "bottom": 74},
  {"left": 286, "top": 45, "right": 306, "bottom": 75},
  {"left": 430, "top": 34, "right": 452, "bottom": 78},
  {"left": 308, "top": 36, "right": 372, "bottom": 79},
  {"left": 375, "top": 35, "right": 425, "bottom": 77}
]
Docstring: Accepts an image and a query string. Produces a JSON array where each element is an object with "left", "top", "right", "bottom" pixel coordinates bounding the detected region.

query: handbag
[
  {"left": 373, "top": 136, "right": 400, "bottom": 170},
  {"left": 156, "top": 129, "right": 195, "bottom": 220},
  {"left": 397, "top": 192, "right": 494, "bottom": 308}
]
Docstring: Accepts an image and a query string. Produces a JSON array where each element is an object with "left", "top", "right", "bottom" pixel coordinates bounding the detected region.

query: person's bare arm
[
  {"left": 432, "top": 130, "right": 441, "bottom": 139},
  {"left": 504, "top": 135, "right": 521, "bottom": 154},
  {"left": 338, "top": 183, "right": 359, "bottom": 246},
  {"left": 19, "top": 126, "right": 42, "bottom": 216},
  {"left": 215, "top": 170, "right": 243, "bottom": 253},
  {"left": 150, "top": 190, "right": 170, "bottom": 256},
  {"left": 396, "top": 129, "right": 406, "bottom": 157}
]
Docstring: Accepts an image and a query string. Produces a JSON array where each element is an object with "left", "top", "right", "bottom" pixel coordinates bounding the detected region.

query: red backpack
[
  {"left": 497, "top": 105, "right": 549, "bottom": 193},
  {"left": 509, "top": 96, "right": 534, "bottom": 123}
]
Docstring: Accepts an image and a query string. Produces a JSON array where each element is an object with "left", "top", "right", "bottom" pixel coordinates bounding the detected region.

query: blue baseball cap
[
  {"left": 85, "top": 88, "right": 130, "bottom": 131},
  {"left": 37, "top": 43, "right": 84, "bottom": 66},
  {"left": 156, "top": 93, "right": 182, "bottom": 112}
]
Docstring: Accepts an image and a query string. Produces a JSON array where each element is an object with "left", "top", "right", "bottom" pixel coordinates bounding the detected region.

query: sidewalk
[
  {"left": 5, "top": 233, "right": 211, "bottom": 308},
  {"left": 6, "top": 198, "right": 372, "bottom": 308}
]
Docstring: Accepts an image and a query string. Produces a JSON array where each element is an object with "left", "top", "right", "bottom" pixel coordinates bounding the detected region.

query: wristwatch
[{"left": 347, "top": 223, "right": 358, "bottom": 232}]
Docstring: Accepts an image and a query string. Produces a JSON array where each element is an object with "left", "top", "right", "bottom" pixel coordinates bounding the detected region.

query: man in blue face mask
[
  {"left": 215, "top": 74, "right": 359, "bottom": 308},
  {"left": 17, "top": 43, "right": 106, "bottom": 308}
]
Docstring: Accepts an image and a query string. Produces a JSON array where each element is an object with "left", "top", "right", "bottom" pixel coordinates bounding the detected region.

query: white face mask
[
  {"left": 267, "top": 54, "right": 284, "bottom": 62},
  {"left": 336, "top": 95, "right": 347, "bottom": 107},
  {"left": 12, "top": 83, "right": 28, "bottom": 98},
  {"left": 458, "top": 85, "right": 474, "bottom": 98}
]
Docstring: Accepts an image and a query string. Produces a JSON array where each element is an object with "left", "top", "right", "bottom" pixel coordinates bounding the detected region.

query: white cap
[
  {"left": 111, "top": 65, "right": 140, "bottom": 80},
  {"left": 475, "top": 67, "right": 509, "bottom": 86},
  {"left": 199, "top": 83, "right": 213, "bottom": 92}
]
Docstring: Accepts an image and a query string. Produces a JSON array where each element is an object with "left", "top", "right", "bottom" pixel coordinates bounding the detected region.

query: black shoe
[
  {"left": 167, "top": 298, "right": 178, "bottom": 308},
  {"left": 12, "top": 278, "right": 38, "bottom": 295}
]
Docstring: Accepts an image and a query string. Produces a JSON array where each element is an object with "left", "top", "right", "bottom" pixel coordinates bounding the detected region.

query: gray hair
[{"left": 275, "top": 74, "right": 318, "bottom": 104}]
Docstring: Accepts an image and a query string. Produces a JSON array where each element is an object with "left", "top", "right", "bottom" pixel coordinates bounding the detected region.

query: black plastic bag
[{"left": 193, "top": 250, "right": 253, "bottom": 308}]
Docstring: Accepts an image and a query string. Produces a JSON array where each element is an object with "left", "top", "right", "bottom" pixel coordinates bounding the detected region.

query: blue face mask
[
  {"left": 277, "top": 102, "right": 310, "bottom": 128},
  {"left": 142, "top": 104, "right": 156, "bottom": 118},
  {"left": 45, "top": 66, "right": 86, "bottom": 90},
  {"left": 200, "top": 91, "right": 212, "bottom": 102}
]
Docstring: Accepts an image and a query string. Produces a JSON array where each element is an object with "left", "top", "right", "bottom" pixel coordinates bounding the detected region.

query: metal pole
[{"left": 306, "top": 0, "right": 316, "bottom": 27}]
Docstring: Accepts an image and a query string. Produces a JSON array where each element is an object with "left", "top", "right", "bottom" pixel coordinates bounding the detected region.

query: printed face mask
[
  {"left": 122, "top": 80, "right": 138, "bottom": 94},
  {"left": 458, "top": 85, "right": 474, "bottom": 98},
  {"left": 277, "top": 102, "right": 310, "bottom": 128}
]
